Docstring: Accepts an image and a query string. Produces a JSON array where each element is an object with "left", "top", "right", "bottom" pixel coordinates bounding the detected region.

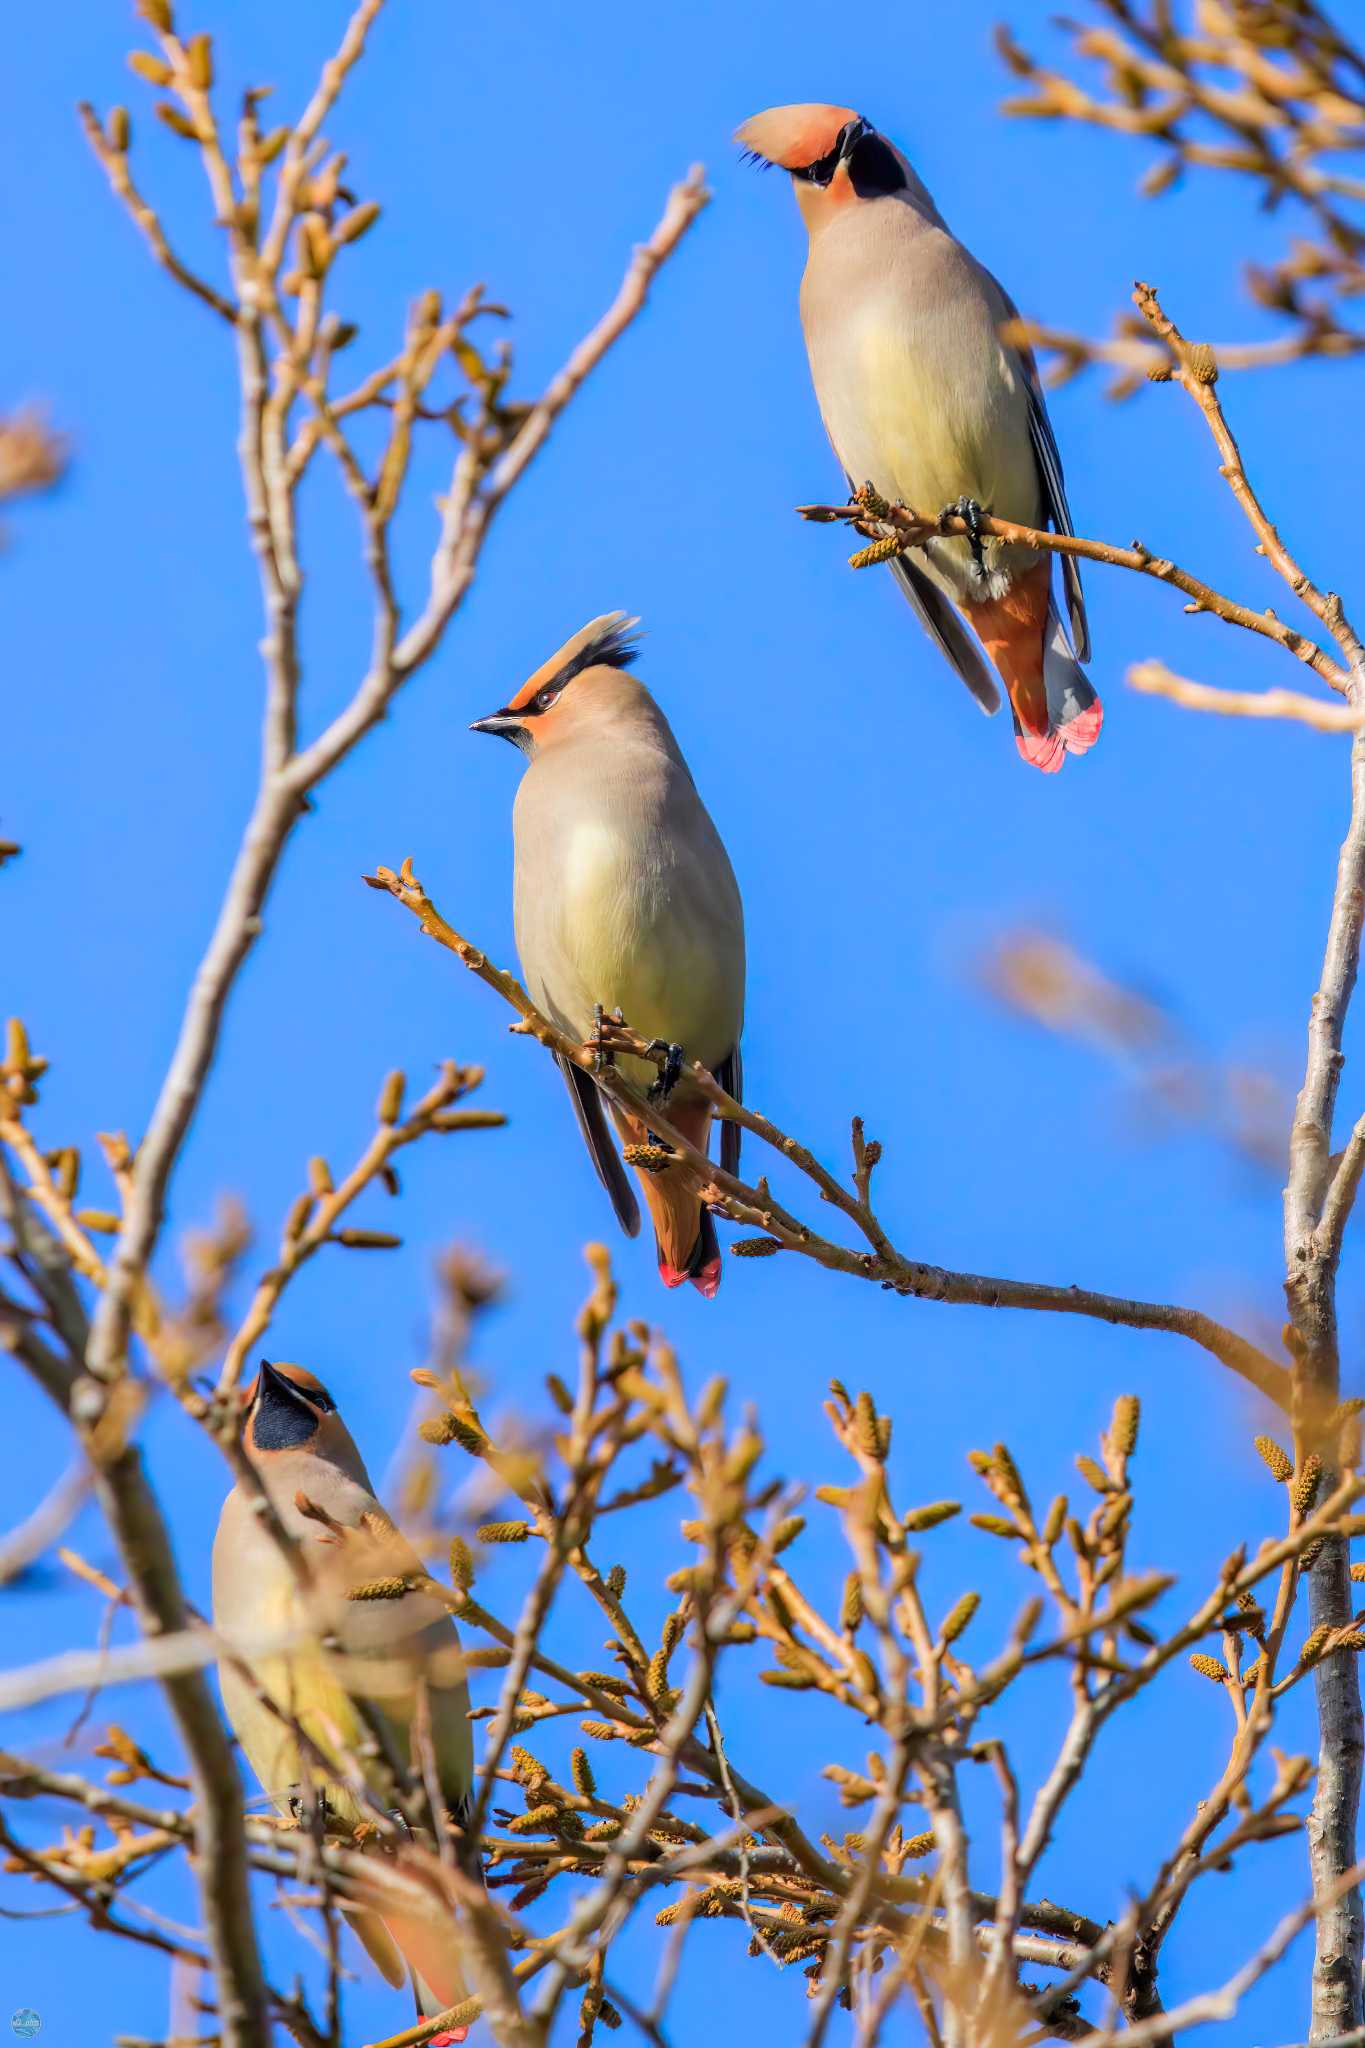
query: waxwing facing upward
[
  {"left": 737, "top": 103, "right": 1101, "bottom": 772},
  {"left": 472, "top": 614, "right": 745, "bottom": 1296},
  {"left": 212, "top": 1361, "right": 475, "bottom": 2046}
]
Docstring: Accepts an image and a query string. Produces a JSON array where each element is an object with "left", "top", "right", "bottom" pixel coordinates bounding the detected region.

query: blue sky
[{"left": 4, "top": 2, "right": 1361, "bottom": 2041}]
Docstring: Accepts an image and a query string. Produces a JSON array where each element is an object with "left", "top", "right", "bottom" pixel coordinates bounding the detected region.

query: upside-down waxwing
[
  {"left": 737, "top": 103, "right": 1100, "bottom": 772},
  {"left": 472, "top": 614, "right": 745, "bottom": 1297},
  {"left": 212, "top": 1361, "right": 475, "bottom": 2045}
]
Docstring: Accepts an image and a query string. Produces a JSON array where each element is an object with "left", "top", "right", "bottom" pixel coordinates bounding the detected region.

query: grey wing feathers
[
  {"left": 556, "top": 1055, "right": 641, "bottom": 1237},
  {"left": 714, "top": 1046, "right": 742, "bottom": 1179},
  {"left": 1024, "top": 379, "right": 1089, "bottom": 662},
  {"left": 888, "top": 555, "right": 1001, "bottom": 715},
  {"left": 990, "top": 277, "right": 1090, "bottom": 661}
]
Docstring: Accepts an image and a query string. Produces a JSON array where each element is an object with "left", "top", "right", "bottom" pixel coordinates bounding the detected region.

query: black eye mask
[
  {"left": 252, "top": 1363, "right": 324, "bottom": 1449},
  {"left": 846, "top": 132, "right": 907, "bottom": 199}
]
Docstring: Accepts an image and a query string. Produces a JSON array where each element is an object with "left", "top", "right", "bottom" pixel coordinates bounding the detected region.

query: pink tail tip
[
  {"left": 1060, "top": 698, "right": 1103, "bottom": 756},
  {"left": 1015, "top": 727, "right": 1066, "bottom": 773},
  {"left": 429, "top": 2033, "right": 469, "bottom": 2046}
]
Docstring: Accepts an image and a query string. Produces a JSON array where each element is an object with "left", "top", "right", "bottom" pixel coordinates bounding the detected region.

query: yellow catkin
[
  {"left": 1075, "top": 1454, "right": 1112, "bottom": 1495},
  {"left": 1255, "top": 1435, "right": 1294, "bottom": 1482},
  {"left": 1110, "top": 1395, "right": 1140, "bottom": 1458},
  {"left": 622, "top": 1143, "right": 672, "bottom": 1173},
  {"left": 941, "top": 1592, "right": 980, "bottom": 1644},
  {"left": 347, "top": 1577, "right": 409, "bottom": 1602},
  {"left": 848, "top": 535, "right": 905, "bottom": 569},
  {"left": 903, "top": 1501, "right": 960, "bottom": 1533},
  {"left": 477, "top": 1520, "right": 530, "bottom": 1544},
  {"left": 970, "top": 1514, "right": 1018, "bottom": 1539},
  {"left": 1291, "top": 1453, "right": 1323, "bottom": 1519},
  {"left": 1188, "top": 1653, "right": 1229, "bottom": 1683}
]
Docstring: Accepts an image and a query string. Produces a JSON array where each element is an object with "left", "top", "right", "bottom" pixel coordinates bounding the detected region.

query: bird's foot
[
  {"left": 591, "top": 1004, "right": 618, "bottom": 1075},
  {"left": 287, "top": 1787, "right": 332, "bottom": 1826},
  {"left": 940, "top": 495, "right": 987, "bottom": 570},
  {"left": 644, "top": 1039, "right": 685, "bottom": 1103}
]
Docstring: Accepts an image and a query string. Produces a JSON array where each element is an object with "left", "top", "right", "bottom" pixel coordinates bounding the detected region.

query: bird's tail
[
  {"left": 964, "top": 561, "right": 1102, "bottom": 773},
  {"left": 613, "top": 1098, "right": 721, "bottom": 1298},
  {"left": 350, "top": 1841, "right": 472, "bottom": 2042}
]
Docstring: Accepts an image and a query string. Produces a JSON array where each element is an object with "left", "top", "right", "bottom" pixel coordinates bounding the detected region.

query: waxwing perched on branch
[
  {"left": 472, "top": 615, "right": 745, "bottom": 1295},
  {"left": 738, "top": 103, "right": 1100, "bottom": 772},
  {"left": 212, "top": 1361, "right": 475, "bottom": 2045}
]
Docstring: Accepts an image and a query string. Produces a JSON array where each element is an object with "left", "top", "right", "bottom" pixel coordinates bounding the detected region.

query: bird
[
  {"left": 736, "top": 103, "right": 1100, "bottom": 773},
  {"left": 212, "top": 1360, "right": 475, "bottom": 2045},
  {"left": 472, "top": 613, "right": 745, "bottom": 1297}
]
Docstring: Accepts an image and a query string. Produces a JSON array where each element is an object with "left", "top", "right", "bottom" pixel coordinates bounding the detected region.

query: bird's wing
[
  {"left": 713, "top": 1045, "right": 743, "bottom": 1179},
  {"left": 324, "top": 1516, "right": 475, "bottom": 1812},
  {"left": 988, "top": 278, "right": 1089, "bottom": 661},
  {"left": 347, "top": 1905, "right": 408, "bottom": 1988},
  {"left": 887, "top": 553, "right": 1001, "bottom": 714},
  {"left": 555, "top": 1053, "right": 641, "bottom": 1236}
]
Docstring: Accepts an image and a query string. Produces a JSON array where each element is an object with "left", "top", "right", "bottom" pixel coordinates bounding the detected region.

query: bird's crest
[{"left": 734, "top": 104, "right": 859, "bottom": 173}]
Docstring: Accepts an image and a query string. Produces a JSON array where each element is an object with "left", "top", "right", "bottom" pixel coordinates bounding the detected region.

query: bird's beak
[{"left": 470, "top": 709, "right": 528, "bottom": 748}]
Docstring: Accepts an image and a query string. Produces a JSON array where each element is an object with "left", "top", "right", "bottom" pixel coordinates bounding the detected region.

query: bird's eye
[
  {"left": 534, "top": 683, "right": 563, "bottom": 713},
  {"left": 310, "top": 1384, "right": 336, "bottom": 1413}
]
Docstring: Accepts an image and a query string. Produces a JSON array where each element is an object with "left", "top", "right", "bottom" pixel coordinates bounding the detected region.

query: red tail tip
[
  {"left": 658, "top": 1255, "right": 722, "bottom": 1298},
  {"left": 690, "top": 1255, "right": 722, "bottom": 1300},
  {"left": 1015, "top": 727, "right": 1066, "bottom": 773},
  {"left": 429, "top": 2033, "right": 469, "bottom": 2046},
  {"left": 1060, "top": 698, "right": 1103, "bottom": 756}
]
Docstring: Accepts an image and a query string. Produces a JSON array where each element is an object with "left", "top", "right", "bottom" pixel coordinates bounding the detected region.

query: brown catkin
[
  {"left": 127, "top": 50, "right": 174, "bottom": 84},
  {"left": 477, "top": 1520, "right": 531, "bottom": 1544},
  {"left": 730, "top": 1236, "right": 783, "bottom": 1258},
  {"left": 606, "top": 1565, "right": 626, "bottom": 1598},
  {"left": 570, "top": 1747, "right": 595, "bottom": 1798},
  {"left": 186, "top": 31, "right": 213, "bottom": 87},
  {"left": 773, "top": 1514, "right": 806, "bottom": 1553},
  {"left": 841, "top": 1573, "right": 864, "bottom": 1633}
]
